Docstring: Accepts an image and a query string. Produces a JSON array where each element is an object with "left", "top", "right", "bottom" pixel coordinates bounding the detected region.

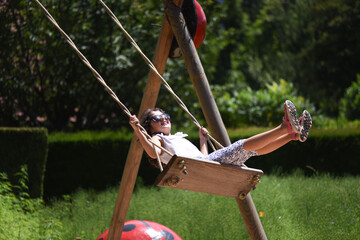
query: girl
[{"left": 129, "top": 100, "right": 312, "bottom": 167}]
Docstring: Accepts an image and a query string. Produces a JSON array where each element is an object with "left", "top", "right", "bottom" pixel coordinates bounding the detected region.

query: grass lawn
[{"left": 32, "top": 172, "right": 359, "bottom": 240}]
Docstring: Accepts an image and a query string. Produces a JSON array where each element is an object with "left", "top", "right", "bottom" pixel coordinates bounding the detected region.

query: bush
[
  {"left": 339, "top": 74, "right": 360, "bottom": 121},
  {"left": 214, "top": 79, "right": 316, "bottom": 127},
  {"left": 0, "top": 170, "right": 63, "bottom": 240},
  {"left": 0, "top": 127, "right": 48, "bottom": 198}
]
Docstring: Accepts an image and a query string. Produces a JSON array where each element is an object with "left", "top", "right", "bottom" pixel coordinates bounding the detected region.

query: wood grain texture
[{"left": 156, "top": 156, "right": 263, "bottom": 198}]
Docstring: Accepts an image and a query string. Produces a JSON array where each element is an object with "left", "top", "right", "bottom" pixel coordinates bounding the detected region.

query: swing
[
  {"left": 156, "top": 155, "right": 262, "bottom": 199},
  {"left": 34, "top": 0, "right": 263, "bottom": 199}
]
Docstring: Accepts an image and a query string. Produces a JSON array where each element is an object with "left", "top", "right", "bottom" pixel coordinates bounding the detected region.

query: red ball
[{"left": 96, "top": 220, "right": 182, "bottom": 240}]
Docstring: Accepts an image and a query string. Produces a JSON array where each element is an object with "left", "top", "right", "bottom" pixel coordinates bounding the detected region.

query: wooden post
[
  {"left": 107, "top": 1, "right": 183, "bottom": 239},
  {"left": 236, "top": 194, "right": 267, "bottom": 239},
  {"left": 162, "top": 0, "right": 228, "bottom": 144},
  {"left": 162, "top": 0, "right": 267, "bottom": 239}
]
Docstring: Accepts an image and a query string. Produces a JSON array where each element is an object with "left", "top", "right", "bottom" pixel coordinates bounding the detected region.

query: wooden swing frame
[
  {"left": 33, "top": 0, "right": 267, "bottom": 238},
  {"left": 107, "top": 0, "right": 268, "bottom": 239}
]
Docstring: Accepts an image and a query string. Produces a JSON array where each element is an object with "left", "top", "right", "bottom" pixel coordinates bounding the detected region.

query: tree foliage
[
  {"left": 1, "top": 0, "right": 359, "bottom": 131},
  {"left": 339, "top": 74, "right": 360, "bottom": 121},
  {"left": 201, "top": 0, "right": 360, "bottom": 116},
  {"left": 0, "top": 0, "right": 163, "bottom": 130}
]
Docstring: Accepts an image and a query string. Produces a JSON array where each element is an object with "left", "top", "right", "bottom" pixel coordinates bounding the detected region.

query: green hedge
[
  {"left": 44, "top": 131, "right": 159, "bottom": 199},
  {"left": 44, "top": 128, "right": 360, "bottom": 198},
  {"left": 0, "top": 127, "right": 48, "bottom": 198},
  {"left": 231, "top": 128, "right": 360, "bottom": 176}
]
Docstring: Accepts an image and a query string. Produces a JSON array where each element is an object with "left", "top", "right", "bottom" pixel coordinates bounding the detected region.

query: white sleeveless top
[{"left": 155, "top": 132, "right": 205, "bottom": 164}]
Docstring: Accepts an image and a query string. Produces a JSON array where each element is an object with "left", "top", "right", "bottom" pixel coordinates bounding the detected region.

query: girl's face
[{"left": 150, "top": 110, "right": 171, "bottom": 135}]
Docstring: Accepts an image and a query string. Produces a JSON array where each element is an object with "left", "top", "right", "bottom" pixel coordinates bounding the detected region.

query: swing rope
[
  {"left": 34, "top": 0, "right": 224, "bottom": 170},
  {"left": 34, "top": 0, "right": 172, "bottom": 171},
  {"left": 97, "top": 0, "right": 223, "bottom": 150}
]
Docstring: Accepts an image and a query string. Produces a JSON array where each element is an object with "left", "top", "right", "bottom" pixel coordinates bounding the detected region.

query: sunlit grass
[
  {"left": 1, "top": 171, "right": 359, "bottom": 239},
  {"left": 37, "top": 172, "right": 360, "bottom": 240}
]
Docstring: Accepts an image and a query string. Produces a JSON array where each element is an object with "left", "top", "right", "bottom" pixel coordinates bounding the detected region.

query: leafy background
[{"left": 1, "top": 0, "right": 359, "bottom": 131}]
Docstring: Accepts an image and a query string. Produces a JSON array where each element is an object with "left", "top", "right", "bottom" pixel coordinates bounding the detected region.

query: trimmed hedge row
[
  {"left": 44, "top": 128, "right": 360, "bottom": 199},
  {"left": 241, "top": 130, "right": 360, "bottom": 176},
  {"left": 2, "top": 128, "right": 359, "bottom": 199},
  {"left": 0, "top": 127, "right": 48, "bottom": 198},
  {"left": 44, "top": 132, "right": 159, "bottom": 199}
]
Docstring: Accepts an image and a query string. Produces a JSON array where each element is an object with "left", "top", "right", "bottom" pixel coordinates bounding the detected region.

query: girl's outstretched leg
[
  {"left": 255, "top": 133, "right": 297, "bottom": 155},
  {"left": 243, "top": 123, "right": 288, "bottom": 151},
  {"left": 243, "top": 100, "right": 300, "bottom": 152}
]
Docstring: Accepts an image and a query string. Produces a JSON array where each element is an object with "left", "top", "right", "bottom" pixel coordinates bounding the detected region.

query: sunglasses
[{"left": 151, "top": 113, "right": 170, "bottom": 122}]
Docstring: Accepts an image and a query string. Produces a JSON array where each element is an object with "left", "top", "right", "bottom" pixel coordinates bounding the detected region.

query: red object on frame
[
  {"left": 169, "top": 0, "right": 207, "bottom": 58},
  {"left": 193, "top": 0, "right": 206, "bottom": 48}
]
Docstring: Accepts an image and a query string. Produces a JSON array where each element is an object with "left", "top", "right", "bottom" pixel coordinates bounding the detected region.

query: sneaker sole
[
  {"left": 284, "top": 100, "right": 300, "bottom": 134},
  {"left": 299, "top": 110, "right": 312, "bottom": 142}
]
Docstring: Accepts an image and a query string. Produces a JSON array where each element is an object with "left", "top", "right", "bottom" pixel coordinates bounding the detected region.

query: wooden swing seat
[{"left": 155, "top": 155, "right": 263, "bottom": 199}]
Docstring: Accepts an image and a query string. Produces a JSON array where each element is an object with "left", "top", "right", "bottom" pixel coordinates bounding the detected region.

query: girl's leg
[
  {"left": 244, "top": 100, "right": 300, "bottom": 152},
  {"left": 255, "top": 133, "right": 297, "bottom": 155},
  {"left": 243, "top": 121, "right": 289, "bottom": 152}
]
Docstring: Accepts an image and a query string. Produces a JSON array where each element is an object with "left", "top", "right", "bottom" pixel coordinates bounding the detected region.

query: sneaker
[
  {"left": 283, "top": 100, "right": 301, "bottom": 134},
  {"left": 299, "top": 110, "right": 312, "bottom": 142}
]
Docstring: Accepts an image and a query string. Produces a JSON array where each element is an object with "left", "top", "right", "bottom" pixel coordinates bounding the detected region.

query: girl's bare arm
[
  {"left": 199, "top": 127, "right": 209, "bottom": 155},
  {"left": 129, "top": 115, "right": 163, "bottom": 159}
]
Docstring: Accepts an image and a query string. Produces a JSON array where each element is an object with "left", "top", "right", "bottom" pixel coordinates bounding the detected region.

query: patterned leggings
[{"left": 203, "top": 139, "right": 258, "bottom": 166}]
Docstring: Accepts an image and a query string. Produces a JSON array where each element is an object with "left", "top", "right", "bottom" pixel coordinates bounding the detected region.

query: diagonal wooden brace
[{"left": 107, "top": 1, "right": 184, "bottom": 239}]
